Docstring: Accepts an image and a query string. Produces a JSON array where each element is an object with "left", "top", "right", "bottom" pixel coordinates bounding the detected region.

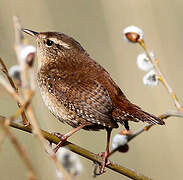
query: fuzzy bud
[
  {"left": 20, "top": 45, "right": 36, "bottom": 67},
  {"left": 137, "top": 52, "right": 154, "bottom": 71},
  {"left": 143, "top": 69, "right": 158, "bottom": 87},
  {"left": 56, "top": 148, "right": 83, "bottom": 179},
  {"left": 112, "top": 134, "right": 128, "bottom": 150},
  {"left": 123, "top": 26, "right": 144, "bottom": 43},
  {"left": 8, "top": 65, "right": 21, "bottom": 86}
]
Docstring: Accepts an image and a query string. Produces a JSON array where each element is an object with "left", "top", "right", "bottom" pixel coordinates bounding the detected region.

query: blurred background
[{"left": 0, "top": 0, "right": 183, "bottom": 179}]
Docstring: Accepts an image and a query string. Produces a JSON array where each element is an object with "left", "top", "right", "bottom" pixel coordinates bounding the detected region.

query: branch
[
  {"left": 138, "top": 39, "right": 183, "bottom": 110},
  {"left": 128, "top": 110, "right": 183, "bottom": 139},
  {"left": 12, "top": 16, "right": 71, "bottom": 180},
  {"left": 130, "top": 110, "right": 183, "bottom": 138},
  {"left": 0, "top": 57, "right": 28, "bottom": 125},
  {"left": 0, "top": 119, "right": 36, "bottom": 180},
  {"left": 109, "top": 110, "right": 183, "bottom": 156},
  {"left": 0, "top": 115, "right": 152, "bottom": 180}
]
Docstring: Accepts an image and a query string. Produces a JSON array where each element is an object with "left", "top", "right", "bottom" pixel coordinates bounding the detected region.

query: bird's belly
[{"left": 39, "top": 87, "right": 80, "bottom": 127}]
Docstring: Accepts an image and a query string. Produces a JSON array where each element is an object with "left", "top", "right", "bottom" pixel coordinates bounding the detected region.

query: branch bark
[
  {"left": 0, "top": 115, "right": 151, "bottom": 180},
  {"left": 0, "top": 118, "right": 37, "bottom": 180},
  {"left": 109, "top": 110, "right": 183, "bottom": 156}
]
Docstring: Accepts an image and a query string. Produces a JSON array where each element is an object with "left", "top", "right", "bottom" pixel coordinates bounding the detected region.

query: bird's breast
[{"left": 38, "top": 82, "right": 83, "bottom": 127}]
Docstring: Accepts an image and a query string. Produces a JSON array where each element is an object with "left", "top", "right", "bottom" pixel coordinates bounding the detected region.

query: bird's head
[{"left": 23, "top": 29, "right": 86, "bottom": 67}]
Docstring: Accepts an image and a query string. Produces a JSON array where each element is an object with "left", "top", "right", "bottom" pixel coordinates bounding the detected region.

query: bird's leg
[
  {"left": 99, "top": 128, "right": 112, "bottom": 174},
  {"left": 53, "top": 124, "right": 86, "bottom": 153},
  {"left": 121, "top": 121, "right": 131, "bottom": 135}
]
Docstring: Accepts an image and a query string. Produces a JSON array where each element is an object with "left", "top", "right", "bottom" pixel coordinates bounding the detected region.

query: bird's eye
[{"left": 46, "top": 39, "right": 54, "bottom": 46}]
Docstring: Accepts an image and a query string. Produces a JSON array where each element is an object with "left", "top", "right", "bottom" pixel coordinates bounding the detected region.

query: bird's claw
[
  {"left": 93, "top": 162, "right": 106, "bottom": 177},
  {"left": 51, "top": 132, "right": 64, "bottom": 139},
  {"left": 92, "top": 152, "right": 111, "bottom": 176},
  {"left": 49, "top": 132, "right": 64, "bottom": 148}
]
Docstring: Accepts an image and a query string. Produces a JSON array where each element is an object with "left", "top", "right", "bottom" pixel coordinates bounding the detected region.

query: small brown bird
[{"left": 23, "top": 29, "right": 164, "bottom": 174}]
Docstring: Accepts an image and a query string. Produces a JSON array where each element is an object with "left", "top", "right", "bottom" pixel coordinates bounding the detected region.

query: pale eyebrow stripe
[{"left": 49, "top": 37, "right": 70, "bottom": 49}]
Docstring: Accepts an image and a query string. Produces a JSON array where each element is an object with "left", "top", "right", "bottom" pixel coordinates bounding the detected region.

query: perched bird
[{"left": 23, "top": 29, "right": 164, "bottom": 174}]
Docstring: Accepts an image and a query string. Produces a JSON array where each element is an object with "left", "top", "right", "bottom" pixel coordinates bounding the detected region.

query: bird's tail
[{"left": 112, "top": 97, "right": 165, "bottom": 125}]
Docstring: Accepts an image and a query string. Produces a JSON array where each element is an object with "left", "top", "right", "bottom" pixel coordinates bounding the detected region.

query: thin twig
[
  {"left": 0, "top": 76, "right": 70, "bottom": 179},
  {"left": 9, "top": 92, "right": 33, "bottom": 121},
  {"left": 0, "top": 75, "right": 21, "bottom": 102},
  {"left": 0, "top": 130, "right": 7, "bottom": 151},
  {"left": 129, "top": 110, "right": 183, "bottom": 139},
  {"left": 0, "top": 57, "right": 33, "bottom": 177},
  {"left": 0, "top": 115, "right": 152, "bottom": 180},
  {"left": 138, "top": 39, "right": 182, "bottom": 110},
  {"left": 13, "top": 16, "right": 71, "bottom": 180},
  {"left": 0, "top": 117, "right": 37, "bottom": 180},
  {"left": 0, "top": 73, "right": 33, "bottom": 128},
  {"left": 27, "top": 105, "right": 72, "bottom": 180},
  {"left": 109, "top": 110, "right": 183, "bottom": 156},
  {"left": 0, "top": 57, "right": 18, "bottom": 91},
  {"left": 0, "top": 57, "right": 29, "bottom": 125}
]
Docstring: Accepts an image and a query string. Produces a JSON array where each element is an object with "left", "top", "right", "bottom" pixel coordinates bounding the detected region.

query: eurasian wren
[{"left": 23, "top": 29, "right": 164, "bottom": 174}]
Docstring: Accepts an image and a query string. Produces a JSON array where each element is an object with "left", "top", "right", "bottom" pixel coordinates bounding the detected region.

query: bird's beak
[{"left": 22, "top": 29, "right": 38, "bottom": 37}]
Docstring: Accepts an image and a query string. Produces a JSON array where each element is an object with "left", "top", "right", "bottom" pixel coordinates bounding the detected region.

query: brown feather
[{"left": 36, "top": 31, "right": 164, "bottom": 131}]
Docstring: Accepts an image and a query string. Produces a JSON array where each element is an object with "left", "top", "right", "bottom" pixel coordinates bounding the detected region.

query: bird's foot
[
  {"left": 50, "top": 125, "right": 86, "bottom": 153},
  {"left": 49, "top": 132, "right": 67, "bottom": 153},
  {"left": 99, "top": 152, "right": 111, "bottom": 174},
  {"left": 51, "top": 132, "right": 64, "bottom": 139},
  {"left": 49, "top": 132, "right": 63, "bottom": 147},
  {"left": 93, "top": 152, "right": 111, "bottom": 176}
]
